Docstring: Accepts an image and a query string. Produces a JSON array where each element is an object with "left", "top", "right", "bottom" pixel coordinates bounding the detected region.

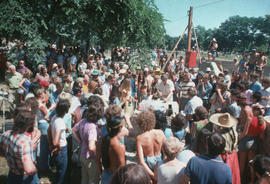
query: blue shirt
[
  {"left": 185, "top": 154, "right": 232, "bottom": 184},
  {"left": 250, "top": 81, "right": 262, "bottom": 93},
  {"left": 198, "top": 82, "right": 213, "bottom": 100},
  {"left": 49, "top": 91, "right": 60, "bottom": 105}
]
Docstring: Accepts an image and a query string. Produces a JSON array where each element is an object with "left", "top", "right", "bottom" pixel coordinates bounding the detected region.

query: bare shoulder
[
  {"left": 110, "top": 137, "right": 125, "bottom": 150},
  {"left": 152, "top": 129, "right": 165, "bottom": 137}
]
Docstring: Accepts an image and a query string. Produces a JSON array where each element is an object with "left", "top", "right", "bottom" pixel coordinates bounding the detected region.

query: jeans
[
  {"left": 53, "top": 145, "right": 68, "bottom": 184},
  {"left": 101, "top": 170, "right": 113, "bottom": 184},
  {"left": 38, "top": 122, "right": 50, "bottom": 171},
  {"left": 8, "top": 171, "right": 39, "bottom": 184}
]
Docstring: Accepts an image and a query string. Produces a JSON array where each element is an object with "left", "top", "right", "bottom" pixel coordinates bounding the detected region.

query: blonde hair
[
  {"left": 162, "top": 137, "right": 184, "bottom": 161},
  {"left": 58, "top": 92, "right": 72, "bottom": 104},
  {"left": 35, "top": 88, "right": 44, "bottom": 98},
  {"left": 23, "top": 69, "right": 32, "bottom": 78}
]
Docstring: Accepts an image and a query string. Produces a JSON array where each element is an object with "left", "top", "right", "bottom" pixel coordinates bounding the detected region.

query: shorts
[
  {"left": 211, "top": 50, "right": 217, "bottom": 57},
  {"left": 238, "top": 136, "right": 258, "bottom": 152},
  {"left": 248, "top": 64, "right": 256, "bottom": 71},
  {"left": 256, "top": 67, "right": 263, "bottom": 72}
]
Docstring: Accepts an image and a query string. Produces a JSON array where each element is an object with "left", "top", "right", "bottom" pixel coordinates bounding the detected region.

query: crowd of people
[{"left": 0, "top": 43, "right": 270, "bottom": 184}]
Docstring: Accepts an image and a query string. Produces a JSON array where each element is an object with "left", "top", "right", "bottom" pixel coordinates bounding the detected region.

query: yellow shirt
[{"left": 82, "top": 84, "right": 88, "bottom": 96}]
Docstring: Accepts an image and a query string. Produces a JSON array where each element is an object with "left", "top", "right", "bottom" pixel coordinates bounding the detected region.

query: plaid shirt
[{"left": 0, "top": 130, "right": 34, "bottom": 175}]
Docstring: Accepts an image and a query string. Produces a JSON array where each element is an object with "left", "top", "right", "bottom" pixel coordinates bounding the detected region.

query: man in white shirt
[
  {"left": 69, "top": 86, "right": 82, "bottom": 114},
  {"left": 184, "top": 87, "right": 203, "bottom": 120},
  {"left": 102, "top": 75, "right": 115, "bottom": 104},
  {"left": 156, "top": 74, "right": 175, "bottom": 102}
]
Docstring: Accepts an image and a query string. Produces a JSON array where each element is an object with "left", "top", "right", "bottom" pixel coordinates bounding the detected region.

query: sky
[{"left": 155, "top": 0, "right": 270, "bottom": 37}]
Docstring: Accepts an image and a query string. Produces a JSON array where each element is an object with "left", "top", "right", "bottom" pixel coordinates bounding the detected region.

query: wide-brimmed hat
[
  {"left": 264, "top": 116, "right": 270, "bottom": 124},
  {"left": 212, "top": 38, "right": 217, "bottom": 42},
  {"left": 209, "top": 113, "right": 238, "bottom": 128}
]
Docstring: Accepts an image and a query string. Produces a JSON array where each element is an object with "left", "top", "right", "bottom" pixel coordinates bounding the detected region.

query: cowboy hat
[
  {"left": 264, "top": 116, "right": 270, "bottom": 124},
  {"left": 209, "top": 113, "right": 238, "bottom": 128}
]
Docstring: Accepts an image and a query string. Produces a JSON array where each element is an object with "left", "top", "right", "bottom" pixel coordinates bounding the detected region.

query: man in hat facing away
[{"left": 210, "top": 112, "right": 241, "bottom": 184}]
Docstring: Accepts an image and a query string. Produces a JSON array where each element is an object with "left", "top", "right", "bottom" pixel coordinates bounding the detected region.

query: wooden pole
[
  {"left": 162, "top": 26, "right": 188, "bottom": 71},
  {"left": 187, "top": 6, "right": 193, "bottom": 52}
]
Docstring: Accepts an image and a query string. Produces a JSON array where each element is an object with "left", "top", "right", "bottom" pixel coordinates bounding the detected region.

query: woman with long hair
[{"left": 119, "top": 77, "right": 134, "bottom": 116}]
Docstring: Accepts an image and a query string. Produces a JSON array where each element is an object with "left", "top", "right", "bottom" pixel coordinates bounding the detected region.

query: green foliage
[
  {"left": 0, "top": 0, "right": 165, "bottom": 67},
  {"left": 164, "top": 15, "right": 270, "bottom": 53}
]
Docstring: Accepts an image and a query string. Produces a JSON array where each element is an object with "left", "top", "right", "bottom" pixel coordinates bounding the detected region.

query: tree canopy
[
  {"left": 164, "top": 15, "right": 270, "bottom": 53},
  {"left": 0, "top": 0, "right": 165, "bottom": 64}
]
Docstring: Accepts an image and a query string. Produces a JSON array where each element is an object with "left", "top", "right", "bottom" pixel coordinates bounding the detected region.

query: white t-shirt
[
  {"left": 51, "top": 116, "right": 67, "bottom": 147},
  {"left": 183, "top": 95, "right": 203, "bottom": 115},
  {"left": 156, "top": 80, "right": 175, "bottom": 102}
]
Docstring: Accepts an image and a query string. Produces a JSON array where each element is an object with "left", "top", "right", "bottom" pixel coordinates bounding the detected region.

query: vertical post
[
  {"left": 187, "top": 6, "right": 193, "bottom": 52},
  {"left": 185, "top": 6, "right": 193, "bottom": 68}
]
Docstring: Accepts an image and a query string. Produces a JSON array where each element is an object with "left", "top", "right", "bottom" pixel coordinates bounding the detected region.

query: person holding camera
[
  {"left": 197, "top": 73, "right": 213, "bottom": 110},
  {"left": 207, "top": 38, "right": 218, "bottom": 62},
  {"left": 209, "top": 82, "right": 231, "bottom": 114}
]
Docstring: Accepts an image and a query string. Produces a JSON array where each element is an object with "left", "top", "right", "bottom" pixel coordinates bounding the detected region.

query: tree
[{"left": 0, "top": 0, "right": 165, "bottom": 67}]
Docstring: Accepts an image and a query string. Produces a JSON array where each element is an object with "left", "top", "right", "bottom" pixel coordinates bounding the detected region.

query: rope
[
  {"left": 162, "top": 25, "right": 188, "bottom": 72},
  {"left": 192, "top": 23, "right": 202, "bottom": 65}
]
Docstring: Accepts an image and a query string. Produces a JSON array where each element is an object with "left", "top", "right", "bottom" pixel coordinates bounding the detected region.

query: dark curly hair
[
  {"left": 85, "top": 95, "right": 104, "bottom": 123},
  {"left": 171, "top": 113, "right": 187, "bottom": 131},
  {"left": 136, "top": 111, "right": 156, "bottom": 132},
  {"left": 154, "top": 110, "right": 168, "bottom": 131}
]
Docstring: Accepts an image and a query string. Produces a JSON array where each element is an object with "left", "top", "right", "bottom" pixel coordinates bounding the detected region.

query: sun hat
[
  {"left": 209, "top": 113, "right": 238, "bottom": 128},
  {"left": 52, "top": 63, "right": 58, "bottom": 69},
  {"left": 108, "top": 69, "right": 114, "bottom": 74},
  {"left": 122, "top": 64, "right": 129, "bottom": 70},
  {"left": 212, "top": 38, "right": 217, "bottom": 42},
  {"left": 136, "top": 66, "right": 141, "bottom": 70},
  {"left": 91, "top": 69, "right": 99, "bottom": 76}
]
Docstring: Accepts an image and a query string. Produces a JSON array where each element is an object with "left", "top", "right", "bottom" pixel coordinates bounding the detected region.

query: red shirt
[{"left": 248, "top": 116, "right": 265, "bottom": 136}]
